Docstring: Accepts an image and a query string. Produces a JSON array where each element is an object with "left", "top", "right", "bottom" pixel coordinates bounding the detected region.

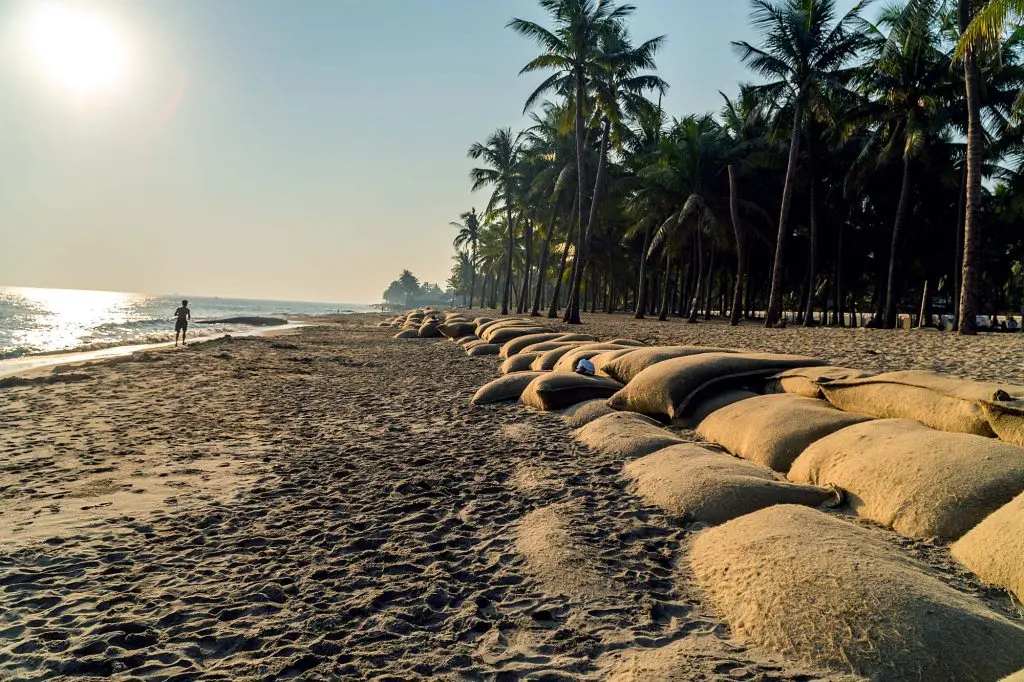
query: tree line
[{"left": 447, "top": 0, "right": 1024, "bottom": 333}]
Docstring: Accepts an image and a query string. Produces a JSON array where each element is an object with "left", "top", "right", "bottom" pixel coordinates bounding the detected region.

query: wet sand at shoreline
[{"left": 0, "top": 313, "right": 1020, "bottom": 680}]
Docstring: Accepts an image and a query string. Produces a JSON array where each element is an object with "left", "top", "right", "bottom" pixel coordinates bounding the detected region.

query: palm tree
[
  {"left": 509, "top": 0, "right": 636, "bottom": 323},
  {"left": 735, "top": 0, "right": 869, "bottom": 327},
  {"left": 857, "top": 0, "right": 954, "bottom": 328},
  {"left": 450, "top": 208, "right": 482, "bottom": 309},
  {"left": 563, "top": 23, "right": 667, "bottom": 323},
  {"left": 469, "top": 128, "right": 524, "bottom": 316}
]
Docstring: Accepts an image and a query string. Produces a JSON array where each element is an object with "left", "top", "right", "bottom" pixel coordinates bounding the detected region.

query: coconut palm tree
[
  {"left": 450, "top": 208, "right": 482, "bottom": 309},
  {"left": 509, "top": 0, "right": 636, "bottom": 323},
  {"left": 469, "top": 128, "right": 524, "bottom": 315},
  {"left": 734, "top": 0, "right": 870, "bottom": 326}
]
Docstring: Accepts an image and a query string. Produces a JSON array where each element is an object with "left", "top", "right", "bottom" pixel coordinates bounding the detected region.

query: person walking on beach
[{"left": 174, "top": 300, "right": 190, "bottom": 346}]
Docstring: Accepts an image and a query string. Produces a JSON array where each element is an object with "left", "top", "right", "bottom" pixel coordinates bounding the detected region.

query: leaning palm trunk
[
  {"left": 729, "top": 165, "right": 746, "bottom": 326},
  {"left": 531, "top": 206, "right": 559, "bottom": 316},
  {"left": 766, "top": 98, "right": 805, "bottom": 327},
  {"left": 658, "top": 250, "right": 672, "bottom": 321},
  {"left": 634, "top": 223, "right": 653, "bottom": 319},
  {"left": 548, "top": 196, "right": 580, "bottom": 318},
  {"left": 688, "top": 232, "right": 705, "bottom": 323},
  {"left": 958, "top": 0, "right": 982, "bottom": 335},
  {"left": 565, "top": 118, "right": 612, "bottom": 324},
  {"left": 884, "top": 156, "right": 914, "bottom": 328}
]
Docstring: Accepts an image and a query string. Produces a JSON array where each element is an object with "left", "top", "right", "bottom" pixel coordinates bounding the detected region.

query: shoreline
[{"left": 0, "top": 321, "right": 309, "bottom": 379}]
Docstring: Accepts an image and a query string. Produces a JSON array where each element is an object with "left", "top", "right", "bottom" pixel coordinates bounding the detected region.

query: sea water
[{"left": 0, "top": 286, "right": 374, "bottom": 359}]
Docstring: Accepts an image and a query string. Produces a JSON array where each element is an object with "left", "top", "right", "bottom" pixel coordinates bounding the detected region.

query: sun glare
[{"left": 26, "top": 2, "right": 132, "bottom": 97}]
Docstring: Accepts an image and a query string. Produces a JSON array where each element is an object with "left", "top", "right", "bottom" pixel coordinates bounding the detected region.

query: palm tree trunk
[
  {"left": 501, "top": 204, "right": 515, "bottom": 315},
  {"left": 531, "top": 204, "right": 559, "bottom": 316},
  {"left": 566, "top": 117, "right": 612, "bottom": 324},
  {"left": 517, "top": 215, "right": 534, "bottom": 314},
  {"left": 658, "top": 250, "right": 672, "bottom": 321},
  {"left": 548, "top": 195, "right": 580, "bottom": 318},
  {"left": 952, "top": 162, "right": 966, "bottom": 330},
  {"left": 729, "top": 165, "right": 746, "bottom": 326},
  {"left": 958, "top": 2, "right": 982, "bottom": 335},
  {"left": 565, "top": 73, "right": 589, "bottom": 324},
  {"left": 703, "top": 249, "right": 715, "bottom": 320},
  {"left": 884, "top": 155, "right": 914, "bottom": 328},
  {"left": 634, "top": 223, "right": 653, "bottom": 319},
  {"left": 766, "top": 97, "right": 805, "bottom": 327},
  {"left": 468, "top": 242, "right": 477, "bottom": 310},
  {"left": 836, "top": 216, "right": 845, "bottom": 327},
  {"left": 689, "top": 232, "right": 705, "bottom": 323},
  {"left": 804, "top": 165, "right": 819, "bottom": 327}
]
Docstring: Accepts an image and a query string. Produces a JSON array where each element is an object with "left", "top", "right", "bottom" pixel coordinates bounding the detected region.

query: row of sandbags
[
  {"left": 461, "top": 336, "right": 1024, "bottom": 680},
  {"left": 385, "top": 308, "right": 450, "bottom": 339}
]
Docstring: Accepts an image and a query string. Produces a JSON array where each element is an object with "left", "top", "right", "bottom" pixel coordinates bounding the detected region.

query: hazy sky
[{"left": 0, "top": 0, "right": 858, "bottom": 304}]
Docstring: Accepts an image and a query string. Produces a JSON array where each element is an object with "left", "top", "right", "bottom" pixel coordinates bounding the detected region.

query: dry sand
[{"left": 0, "top": 312, "right": 1021, "bottom": 680}]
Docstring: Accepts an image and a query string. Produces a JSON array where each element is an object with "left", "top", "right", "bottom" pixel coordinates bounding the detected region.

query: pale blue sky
[{"left": 0, "top": 0, "right": 858, "bottom": 303}]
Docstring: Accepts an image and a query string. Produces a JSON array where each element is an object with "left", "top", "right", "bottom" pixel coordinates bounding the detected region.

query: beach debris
[{"left": 690, "top": 505, "right": 1024, "bottom": 680}]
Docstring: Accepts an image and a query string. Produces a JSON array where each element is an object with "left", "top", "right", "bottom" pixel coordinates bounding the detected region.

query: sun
[{"left": 26, "top": 2, "right": 132, "bottom": 98}]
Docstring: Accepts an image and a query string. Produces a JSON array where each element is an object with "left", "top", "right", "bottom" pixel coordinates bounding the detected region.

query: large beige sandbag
[
  {"left": 674, "top": 389, "right": 758, "bottom": 429},
  {"left": 819, "top": 370, "right": 1024, "bottom": 436},
  {"left": 691, "top": 504, "right": 1024, "bottom": 680},
  {"left": 471, "top": 372, "right": 547, "bottom": 405},
  {"left": 466, "top": 343, "right": 501, "bottom": 357},
  {"left": 500, "top": 333, "right": 567, "bottom": 359},
  {"left": 393, "top": 329, "right": 419, "bottom": 340},
  {"left": 764, "top": 366, "right": 874, "bottom": 399},
  {"left": 486, "top": 326, "right": 552, "bottom": 345},
  {"left": 559, "top": 400, "right": 617, "bottom": 429},
  {"left": 500, "top": 352, "right": 544, "bottom": 375},
  {"left": 697, "top": 394, "right": 870, "bottom": 473},
  {"left": 574, "top": 412, "right": 685, "bottom": 459},
  {"left": 606, "top": 338, "right": 649, "bottom": 347},
  {"left": 476, "top": 318, "right": 530, "bottom": 337},
  {"left": 951, "top": 490, "right": 1024, "bottom": 603},
  {"left": 608, "top": 352, "right": 826, "bottom": 422},
  {"left": 439, "top": 322, "right": 476, "bottom": 340},
  {"left": 531, "top": 344, "right": 586, "bottom": 371},
  {"left": 980, "top": 398, "right": 1024, "bottom": 447},
  {"left": 590, "top": 348, "right": 639, "bottom": 376},
  {"left": 455, "top": 335, "right": 479, "bottom": 346},
  {"left": 418, "top": 320, "right": 443, "bottom": 338},
  {"left": 480, "top": 319, "right": 542, "bottom": 341},
  {"left": 554, "top": 344, "right": 636, "bottom": 373},
  {"left": 1003, "top": 669, "right": 1024, "bottom": 682},
  {"left": 521, "top": 374, "right": 623, "bottom": 411},
  {"left": 625, "top": 446, "right": 835, "bottom": 525},
  {"left": 521, "top": 335, "right": 598, "bottom": 354},
  {"left": 789, "top": 419, "right": 1024, "bottom": 539},
  {"left": 602, "top": 346, "right": 737, "bottom": 385}
]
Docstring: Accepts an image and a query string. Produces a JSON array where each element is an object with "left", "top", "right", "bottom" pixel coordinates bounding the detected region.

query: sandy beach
[{"left": 1, "top": 313, "right": 1022, "bottom": 680}]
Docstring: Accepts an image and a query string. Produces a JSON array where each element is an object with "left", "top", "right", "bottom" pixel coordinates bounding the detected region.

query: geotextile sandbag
[
  {"left": 574, "top": 412, "right": 685, "bottom": 459},
  {"left": 789, "top": 419, "right": 1024, "bottom": 539},
  {"left": 530, "top": 344, "right": 586, "bottom": 371},
  {"left": 608, "top": 352, "right": 826, "bottom": 421},
  {"left": 690, "top": 504, "right": 1024, "bottom": 681},
  {"left": 625, "top": 445, "right": 836, "bottom": 525},
  {"left": 519, "top": 341, "right": 581, "bottom": 355},
  {"left": 500, "top": 352, "right": 544, "bottom": 374},
  {"left": 471, "top": 372, "right": 548, "bottom": 405},
  {"left": 981, "top": 398, "right": 1024, "bottom": 447},
  {"left": 521, "top": 374, "right": 623, "bottom": 412},
  {"left": 466, "top": 343, "right": 501, "bottom": 357},
  {"left": 675, "top": 389, "right": 758, "bottom": 429},
  {"left": 479, "top": 319, "right": 540, "bottom": 341},
  {"left": 818, "top": 370, "right": 1024, "bottom": 436},
  {"left": 606, "top": 339, "right": 648, "bottom": 347},
  {"left": 764, "top": 366, "right": 874, "bottom": 399},
  {"left": 393, "top": 329, "right": 419, "bottom": 340},
  {"left": 439, "top": 322, "right": 476, "bottom": 340},
  {"left": 486, "top": 326, "right": 552, "bottom": 345},
  {"left": 500, "top": 333, "right": 566, "bottom": 358},
  {"left": 455, "top": 336, "right": 479, "bottom": 346},
  {"left": 553, "top": 344, "right": 636, "bottom": 373},
  {"left": 697, "top": 393, "right": 871, "bottom": 473},
  {"left": 602, "top": 346, "right": 737, "bottom": 385},
  {"left": 590, "top": 348, "right": 639, "bottom": 376},
  {"left": 559, "top": 400, "right": 617, "bottom": 429},
  {"left": 475, "top": 318, "right": 524, "bottom": 337},
  {"left": 951, "top": 490, "right": 1024, "bottom": 603},
  {"left": 418, "top": 320, "right": 443, "bottom": 338}
]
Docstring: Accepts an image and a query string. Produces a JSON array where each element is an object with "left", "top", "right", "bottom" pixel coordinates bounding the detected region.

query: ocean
[{"left": 0, "top": 286, "right": 375, "bottom": 359}]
